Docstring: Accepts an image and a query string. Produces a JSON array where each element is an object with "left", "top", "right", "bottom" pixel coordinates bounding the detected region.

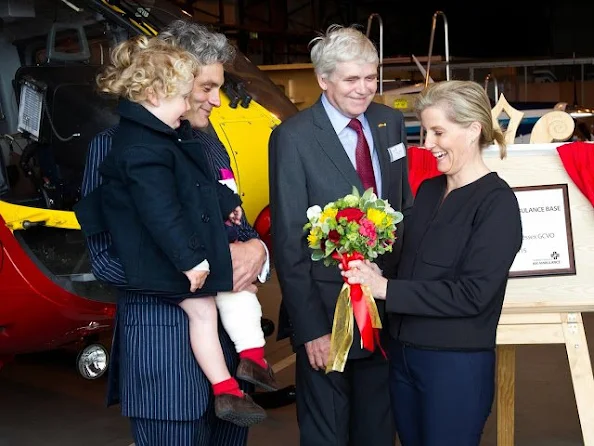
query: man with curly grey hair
[
  {"left": 159, "top": 20, "right": 235, "bottom": 130},
  {"left": 270, "top": 24, "right": 413, "bottom": 445},
  {"left": 81, "top": 19, "right": 269, "bottom": 446}
]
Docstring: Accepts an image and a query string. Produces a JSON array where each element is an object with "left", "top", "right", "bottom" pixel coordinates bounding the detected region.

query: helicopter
[{"left": 0, "top": 0, "right": 297, "bottom": 377}]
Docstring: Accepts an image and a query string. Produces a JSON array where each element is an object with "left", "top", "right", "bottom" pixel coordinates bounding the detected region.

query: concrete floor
[{"left": 0, "top": 272, "right": 592, "bottom": 446}]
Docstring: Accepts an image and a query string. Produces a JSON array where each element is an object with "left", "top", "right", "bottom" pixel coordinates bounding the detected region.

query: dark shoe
[
  {"left": 261, "top": 318, "right": 275, "bottom": 337},
  {"left": 251, "top": 385, "right": 297, "bottom": 409},
  {"left": 214, "top": 392, "right": 267, "bottom": 427},
  {"left": 236, "top": 358, "right": 280, "bottom": 392}
]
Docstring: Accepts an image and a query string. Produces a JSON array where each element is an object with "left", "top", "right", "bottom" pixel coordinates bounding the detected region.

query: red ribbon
[{"left": 332, "top": 251, "right": 384, "bottom": 356}]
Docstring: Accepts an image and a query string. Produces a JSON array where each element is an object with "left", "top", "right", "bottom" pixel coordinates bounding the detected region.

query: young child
[{"left": 94, "top": 35, "right": 277, "bottom": 427}]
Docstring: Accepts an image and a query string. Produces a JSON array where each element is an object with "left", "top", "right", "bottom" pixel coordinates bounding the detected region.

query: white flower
[
  {"left": 306, "top": 205, "right": 322, "bottom": 221},
  {"left": 343, "top": 194, "right": 359, "bottom": 207},
  {"left": 384, "top": 203, "right": 396, "bottom": 214}
]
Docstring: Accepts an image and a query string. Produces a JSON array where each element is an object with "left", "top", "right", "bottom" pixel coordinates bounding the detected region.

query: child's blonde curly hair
[{"left": 97, "top": 35, "right": 198, "bottom": 102}]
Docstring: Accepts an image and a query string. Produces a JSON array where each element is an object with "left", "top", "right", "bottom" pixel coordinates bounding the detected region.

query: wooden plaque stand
[
  {"left": 496, "top": 308, "right": 594, "bottom": 445},
  {"left": 485, "top": 140, "right": 594, "bottom": 445}
]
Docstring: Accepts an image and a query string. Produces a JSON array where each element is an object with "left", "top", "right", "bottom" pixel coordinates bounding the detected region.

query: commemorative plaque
[{"left": 509, "top": 184, "right": 576, "bottom": 278}]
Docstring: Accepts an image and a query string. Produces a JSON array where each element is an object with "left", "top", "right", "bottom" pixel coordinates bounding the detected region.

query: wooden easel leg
[
  {"left": 562, "top": 313, "right": 594, "bottom": 445},
  {"left": 497, "top": 345, "right": 516, "bottom": 446}
]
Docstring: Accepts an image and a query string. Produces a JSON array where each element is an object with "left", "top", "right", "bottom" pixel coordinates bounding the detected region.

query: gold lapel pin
[{"left": 378, "top": 122, "right": 387, "bottom": 128}]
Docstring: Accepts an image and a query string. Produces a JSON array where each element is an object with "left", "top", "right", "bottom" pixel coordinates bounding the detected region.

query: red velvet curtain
[
  {"left": 407, "top": 146, "right": 441, "bottom": 196},
  {"left": 557, "top": 141, "right": 594, "bottom": 207},
  {"left": 407, "top": 142, "right": 594, "bottom": 207}
]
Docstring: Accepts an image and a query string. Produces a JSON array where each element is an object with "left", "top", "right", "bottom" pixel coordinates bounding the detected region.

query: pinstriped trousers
[
  {"left": 130, "top": 407, "right": 249, "bottom": 446},
  {"left": 127, "top": 335, "right": 250, "bottom": 446},
  {"left": 115, "top": 293, "right": 251, "bottom": 446}
]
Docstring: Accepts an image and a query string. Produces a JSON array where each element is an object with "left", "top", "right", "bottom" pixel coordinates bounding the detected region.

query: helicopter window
[
  {"left": 13, "top": 226, "right": 118, "bottom": 303},
  {"left": 34, "top": 31, "right": 86, "bottom": 65},
  {"left": 3, "top": 0, "right": 97, "bottom": 65},
  {"left": 23, "top": 21, "right": 112, "bottom": 67},
  {"left": 33, "top": 35, "right": 114, "bottom": 67}
]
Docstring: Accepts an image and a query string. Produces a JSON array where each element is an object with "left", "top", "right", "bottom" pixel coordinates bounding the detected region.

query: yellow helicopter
[{"left": 0, "top": 0, "right": 296, "bottom": 373}]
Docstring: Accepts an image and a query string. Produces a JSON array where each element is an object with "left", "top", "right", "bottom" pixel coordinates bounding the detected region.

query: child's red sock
[
  {"left": 239, "top": 347, "right": 268, "bottom": 369},
  {"left": 212, "top": 378, "right": 243, "bottom": 398}
]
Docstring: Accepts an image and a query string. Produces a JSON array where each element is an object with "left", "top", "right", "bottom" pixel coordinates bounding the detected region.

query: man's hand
[
  {"left": 183, "top": 269, "right": 209, "bottom": 292},
  {"left": 304, "top": 334, "right": 331, "bottom": 371},
  {"left": 230, "top": 239, "right": 266, "bottom": 292}
]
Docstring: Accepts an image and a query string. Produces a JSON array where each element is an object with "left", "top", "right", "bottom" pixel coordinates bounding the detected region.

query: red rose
[
  {"left": 336, "top": 208, "right": 364, "bottom": 223},
  {"left": 328, "top": 230, "right": 340, "bottom": 243}
]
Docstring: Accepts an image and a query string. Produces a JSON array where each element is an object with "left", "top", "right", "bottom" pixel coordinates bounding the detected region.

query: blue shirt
[
  {"left": 81, "top": 126, "right": 262, "bottom": 287},
  {"left": 321, "top": 93, "right": 383, "bottom": 198}
]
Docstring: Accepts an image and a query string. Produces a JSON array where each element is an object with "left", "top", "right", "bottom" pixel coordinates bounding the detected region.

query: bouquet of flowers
[{"left": 304, "top": 187, "right": 404, "bottom": 372}]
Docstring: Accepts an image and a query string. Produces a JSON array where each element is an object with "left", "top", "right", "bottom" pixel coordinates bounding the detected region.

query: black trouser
[
  {"left": 389, "top": 340, "right": 495, "bottom": 446},
  {"left": 295, "top": 346, "right": 395, "bottom": 446}
]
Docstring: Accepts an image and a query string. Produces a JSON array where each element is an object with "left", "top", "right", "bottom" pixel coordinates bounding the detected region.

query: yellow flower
[
  {"left": 307, "top": 226, "right": 323, "bottom": 247},
  {"left": 319, "top": 207, "right": 338, "bottom": 224},
  {"left": 366, "top": 208, "right": 387, "bottom": 228}
]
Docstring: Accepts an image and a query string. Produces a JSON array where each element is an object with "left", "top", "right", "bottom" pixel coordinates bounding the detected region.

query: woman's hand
[{"left": 341, "top": 259, "right": 388, "bottom": 300}]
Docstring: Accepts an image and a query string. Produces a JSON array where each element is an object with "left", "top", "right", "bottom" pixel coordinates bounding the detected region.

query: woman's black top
[{"left": 386, "top": 172, "right": 522, "bottom": 350}]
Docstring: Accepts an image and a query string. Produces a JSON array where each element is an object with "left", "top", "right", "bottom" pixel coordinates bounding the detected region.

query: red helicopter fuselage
[{"left": 0, "top": 215, "right": 115, "bottom": 364}]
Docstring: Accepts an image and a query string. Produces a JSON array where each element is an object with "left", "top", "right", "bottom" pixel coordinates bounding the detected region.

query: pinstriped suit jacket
[{"left": 82, "top": 126, "right": 253, "bottom": 442}]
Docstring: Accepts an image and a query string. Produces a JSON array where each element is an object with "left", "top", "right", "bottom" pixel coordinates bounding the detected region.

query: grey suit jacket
[{"left": 269, "top": 96, "right": 414, "bottom": 359}]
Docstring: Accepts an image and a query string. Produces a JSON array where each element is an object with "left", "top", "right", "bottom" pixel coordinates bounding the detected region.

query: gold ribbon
[{"left": 325, "top": 283, "right": 383, "bottom": 373}]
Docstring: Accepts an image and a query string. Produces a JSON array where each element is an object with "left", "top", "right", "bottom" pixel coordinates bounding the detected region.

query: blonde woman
[{"left": 344, "top": 80, "right": 523, "bottom": 445}]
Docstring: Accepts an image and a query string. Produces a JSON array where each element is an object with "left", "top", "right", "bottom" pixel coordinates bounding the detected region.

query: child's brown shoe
[
  {"left": 214, "top": 392, "right": 267, "bottom": 427},
  {"left": 236, "top": 358, "right": 280, "bottom": 392}
]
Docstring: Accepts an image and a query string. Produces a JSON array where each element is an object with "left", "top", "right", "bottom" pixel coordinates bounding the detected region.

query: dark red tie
[{"left": 348, "top": 118, "right": 377, "bottom": 194}]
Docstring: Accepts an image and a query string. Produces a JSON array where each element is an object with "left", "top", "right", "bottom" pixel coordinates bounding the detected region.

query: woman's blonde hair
[
  {"left": 415, "top": 80, "right": 507, "bottom": 159},
  {"left": 97, "top": 35, "right": 198, "bottom": 102}
]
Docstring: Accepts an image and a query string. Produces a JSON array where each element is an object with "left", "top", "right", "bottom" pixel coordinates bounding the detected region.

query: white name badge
[{"left": 388, "top": 143, "right": 406, "bottom": 162}]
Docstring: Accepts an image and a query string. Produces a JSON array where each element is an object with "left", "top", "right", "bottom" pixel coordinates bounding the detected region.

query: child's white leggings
[{"left": 215, "top": 290, "right": 265, "bottom": 353}]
